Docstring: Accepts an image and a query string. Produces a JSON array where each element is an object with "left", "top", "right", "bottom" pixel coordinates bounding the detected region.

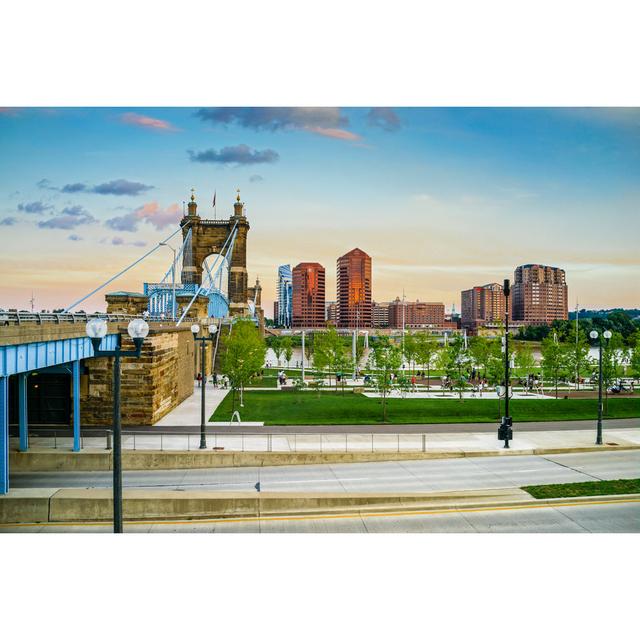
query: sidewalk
[
  {"left": 14, "top": 427, "right": 640, "bottom": 455},
  {"left": 153, "top": 383, "right": 229, "bottom": 427}
]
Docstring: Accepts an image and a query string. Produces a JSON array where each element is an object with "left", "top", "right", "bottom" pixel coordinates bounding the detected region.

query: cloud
[
  {"left": 105, "top": 201, "right": 182, "bottom": 233},
  {"left": 195, "top": 107, "right": 347, "bottom": 131},
  {"left": 132, "top": 240, "right": 147, "bottom": 247},
  {"left": 0, "top": 217, "right": 17, "bottom": 226},
  {"left": 37, "top": 178, "right": 57, "bottom": 191},
  {"left": 68, "top": 234, "right": 83, "bottom": 241},
  {"left": 18, "top": 201, "right": 53, "bottom": 215},
  {"left": 120, "top": 112, "right": 178, "bottom": 132},
  {"left": 61, "top": 182, "right": 87, "bottom": 193},
  {"left": 38, "top": 205, "right": 95, "bottom": 230},
  {"left": 305, "top": 126, "right": 361, "bottom": 141},
  {"left": 111, "top": 236, "right": 125, "bottom": 246},
  {"left": 188, "top": 144, "right": 279, "bottom": 166},
  {"left": 367, "top": 107, "right": 401, "bottom": 132},
  {"left": 249, "top": 174, "right": 264, "bottom": 183},
  {"left": 91, "top": 179, "right": 154, "bottom": 196}
]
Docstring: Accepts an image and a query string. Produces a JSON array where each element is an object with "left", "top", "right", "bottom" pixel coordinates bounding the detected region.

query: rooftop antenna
[{"left": 30, "top": 291, "right": 35, "bottom": 312}]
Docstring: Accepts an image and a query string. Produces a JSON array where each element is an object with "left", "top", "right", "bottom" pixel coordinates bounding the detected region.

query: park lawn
[
  {"left": 211, "top": 391, "right": 640, "bottom": 425},
  {"left": 523, "top": 478, "right": 640, "bottom": 499}
]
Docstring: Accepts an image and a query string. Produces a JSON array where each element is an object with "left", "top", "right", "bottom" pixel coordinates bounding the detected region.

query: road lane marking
[{"left": 1, "top": 498, "right": 639, "bottom": 529}]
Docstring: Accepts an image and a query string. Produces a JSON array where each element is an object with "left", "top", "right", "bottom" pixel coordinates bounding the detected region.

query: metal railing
[
  {"left": 0, "top": 311, "right": 198, "bottom": 327},
  {"left": 13, "top": 430, "right": 433, "bottom": 454}
]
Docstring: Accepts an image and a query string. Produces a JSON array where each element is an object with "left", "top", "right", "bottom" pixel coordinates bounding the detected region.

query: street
[{"left": 9, "top": 450, "right": 640, "bottom": 493}]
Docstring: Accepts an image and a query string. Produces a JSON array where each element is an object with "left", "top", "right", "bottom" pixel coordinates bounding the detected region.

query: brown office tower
[
  {"left": 337, "top": 248, "right": 372, "bottom": 328},
  {"left": 292, "top": 262, "right": 326, "bottom": 328},
  {"left": 511, "top": 264, "right": 568, "bottom": 324},
  {"left": 388, "top": 298, "right": 445, "bottom": 328},
  {"left": 461, "top": 283, "right": 507, "bottom": 330}
]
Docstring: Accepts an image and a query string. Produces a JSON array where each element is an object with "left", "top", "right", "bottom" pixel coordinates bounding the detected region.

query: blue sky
[{"left": 1, "top": 107, "right": 638, "bottom": 313}]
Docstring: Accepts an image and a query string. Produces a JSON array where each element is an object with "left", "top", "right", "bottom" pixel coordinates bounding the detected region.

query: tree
[
  {"left": 280, "top": 336, "right": 293, "bottom": 368},
  {"left": 602, "top": 331, "right": 624, "bottom": 412},
  {"left": 447, "top": 335, "right": 471, "bottom": 400},
  {"left": 564, "top": 326, "right": 591, "bottom": 390},
  {"left": 629, "top": 335, "right": 640, "bottom": 381},
  {"left": 403, "top": 333, "right": 418, "bottom": 374},
  {"left": 514, "top": 341, "right": 536, "bottom": 383},
  {"left": 221, "top": 320, "right": 267, "bottom": 413},
  {"left": 540, "top": 335, "right": 569, "bottom": 399},
  {"left": 414, "top": 332, "right": 439, "bottom": 388},
  {"left": 313, "top": 326, "right": 348, "bottom": 392},
  {"left": 368, "top": 337, "right": 402, "bottom": 422},
  {"left": 304, "top": 333, "right": 314, "bottom": 368},
  {"left": 271, "top": 336, "right": 284, "bottom": 367},
  {"left": 434, "top": 343, "right": 452, "bottom": 396}
]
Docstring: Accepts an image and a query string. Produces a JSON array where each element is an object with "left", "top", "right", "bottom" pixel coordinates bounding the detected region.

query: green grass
[
  {"left": 523, "top": 478, "right": 640, "bottom": 499},
  {"left": 211, "top": 391, "right": 640, "bottom": 425}
]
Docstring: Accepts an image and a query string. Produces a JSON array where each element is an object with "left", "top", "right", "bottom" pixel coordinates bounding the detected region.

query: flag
[{"left": 212, "top": 191, "right": 216, "bottom": 208}]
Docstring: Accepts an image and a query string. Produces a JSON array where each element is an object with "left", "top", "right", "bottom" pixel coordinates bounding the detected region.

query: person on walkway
[
  {"left": 213, "top": 372, "right": 218, "bottom": 388},
  {"left": 196, "top": 372, "right": 202, "bottom": 387}
]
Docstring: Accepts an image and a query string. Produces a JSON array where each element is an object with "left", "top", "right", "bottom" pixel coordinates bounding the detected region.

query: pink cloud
[
  {"left": 305, "top": 126, "right": 362, "bottom": 141},
  {"left": 120, "top": 112, "right": 178, "bottom": 131},
  {"left": 134, "top": 201, "right": 182, "bottom": 230}
]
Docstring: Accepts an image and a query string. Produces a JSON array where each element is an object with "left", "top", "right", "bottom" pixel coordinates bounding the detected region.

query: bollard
[
  {"left": 106, "top": 430, "right": 112, "bottom": 450},
  {"left": 54, "top": 431, "right": 57, "bottom": 449},
  {"left": 345, "top": 433, "right": 348, "bottom": 453},
  {"left": 133, "top": 433, "right": 136, "bottom": 451},
  {"left": 319, "top": 434, "right": 322, "bottom": 453},
  {"left": 397, "top": 433, "right": 400, "bottom": 453},
  {"left": 294, "top": 433, "right": 297, "bottom": 453},
  {"left": 268, "top": 433, "right": 272, "bottom": 452},
  {"left": 161, "top": 433, "right": 163, "bottom": 451},
  {"left": 422, "top": 433, "right": 426, "bottom": 452},
  {"left": 371, "top": 433, "right": 374, "bottom": 453}
]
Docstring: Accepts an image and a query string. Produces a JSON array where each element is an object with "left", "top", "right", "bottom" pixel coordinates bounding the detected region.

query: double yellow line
[{"left": 2, "top": 497, "right": 639, "bottom": 530}]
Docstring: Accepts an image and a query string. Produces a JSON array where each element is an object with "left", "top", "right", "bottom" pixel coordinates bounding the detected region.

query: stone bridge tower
[{"left": 180, "top": 190, "right": 250, "bottom": 317}]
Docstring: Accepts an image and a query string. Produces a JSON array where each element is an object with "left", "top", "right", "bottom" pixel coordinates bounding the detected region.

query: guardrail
[
  {"left": 14, "top": 430, "right": 434, "bottom": 453},
  {"left": 0, "top": 311, "right": 197, "bottom": 326}
]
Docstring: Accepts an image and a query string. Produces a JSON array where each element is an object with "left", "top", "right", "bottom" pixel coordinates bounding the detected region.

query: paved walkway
[
  {"left": 14, "top": 427, "right": 640, "bottom": 454},
  {"left": 153, "top": 383, "right": 229, "bottom": 427}
]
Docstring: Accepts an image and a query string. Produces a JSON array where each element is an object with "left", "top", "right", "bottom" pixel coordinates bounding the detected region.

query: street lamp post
[
  {"left": 191, "top": 321, "right": 218, "bottom": 449},
  {"left": 498, "top": 278, "right": 513, "bottom": 448},
  {"left": 590, "top": 329, "right": 612, "bottom": 445},
  {"left": 86, "top": 317, "right": 149, "bottom": 533},
  {"left": 159, "top": 242, "right": 177, "bottom": 320}
]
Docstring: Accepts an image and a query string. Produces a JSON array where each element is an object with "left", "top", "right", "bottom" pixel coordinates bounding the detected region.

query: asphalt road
[
  {"left": 10, "top": 450, "right": 640, "bottom": 493},
  {"left": 18, "top": 417, "right": 640, "bottom": 436},
  {"left": 3, "top": 501, "right": 638, "bottom": 533}
]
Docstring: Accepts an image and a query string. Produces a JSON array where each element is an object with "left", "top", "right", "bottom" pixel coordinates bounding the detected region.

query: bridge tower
[{"left": 180, "top": 189, "right": 250, "bottom": 317}]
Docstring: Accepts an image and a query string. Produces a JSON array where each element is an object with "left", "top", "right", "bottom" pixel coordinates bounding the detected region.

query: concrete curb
[
  {"left": 9, "top": 443, "right": 640, "bottom": 472},
  {"left": 2, "top": 488, "right": 639, "bottom": 525}
]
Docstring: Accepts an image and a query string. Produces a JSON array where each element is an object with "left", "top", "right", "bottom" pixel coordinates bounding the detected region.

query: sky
[{"left": 0, "top": 106, "right": 639, "bottom": 316}]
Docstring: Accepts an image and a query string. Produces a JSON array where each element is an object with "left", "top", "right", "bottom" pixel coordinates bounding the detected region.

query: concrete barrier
[
  {"left": 10, "top": 443, "right": 640, "bottom": 474},
  {"left": 0, "top": 488, "right": 57, "bottom": 523}
]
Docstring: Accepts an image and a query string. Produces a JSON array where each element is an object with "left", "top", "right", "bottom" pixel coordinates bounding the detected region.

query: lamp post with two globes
[
  {"left": 590, "top": 329, "right": 612, "bottom": 445},
  {"left": 191, "top": 321, "right": 218, "bottom": 449},
  {"left": 86, "top": 317, "right": 149, "bottom": 533}
]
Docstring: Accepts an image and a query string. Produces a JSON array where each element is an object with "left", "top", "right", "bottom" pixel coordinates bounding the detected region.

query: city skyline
[{"left": 1, "top": 107, "right": 639, "bottom": 314}]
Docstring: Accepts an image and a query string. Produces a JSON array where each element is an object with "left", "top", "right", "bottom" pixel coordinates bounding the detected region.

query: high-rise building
[
  {"left": 273, "top": 301, "right": 279, "bottom": 323},
  {"left": 325, "top": 301, "right": 337, "bottom": 324},
  {"left": 511, "top": 264, "right": 568, "bottom": 324},
  {"left": 337, "top": 248, "right": 372, "bottom": 328},
  {"left": 276, "top": 264, "right": 293, "bottom": 328},
  {"left": 388, "top": 298, "right": 445, "bottom": 328},
  {"left": 372, "top": 301, "right": 390, "bottom": 328},
  {"left": 292, "top": 262, "right": 326, "bottom": 328},
  {"left": 461, "top": 283, "right": 507, "bottom": 330}
]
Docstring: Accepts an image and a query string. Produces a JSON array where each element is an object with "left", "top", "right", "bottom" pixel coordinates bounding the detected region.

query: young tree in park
[
  {"left": 564, "top": 327, "right": 592, "bottom": 390},
  {"left": 403, "top": 333, "right": 418, "bottom": 375},
  {"left": 602, "top": 331, "right": 624, "bottom": 412},
  {"left": 514, "top": 341, "right": 536, "bottom": 382},
  {"left": 368, "top": 337, "right": 402, "bottom": 421},
  {"left": 221, "top": 320, "right": 267, "bottom": 413},
  {"left": 540, "top": 335, "right": 569, "bottom": 399},
  {"left": 447, "top": 335, "right": 471, "bottom": 401},
  {"left": 414, "top": 332, "right": 439, "bottom": 388},
  {"left": 280, "top": 336, "right": 293, "bottom": 368},
  {"left": 434, "top": 342, "right": 452, "bottom": 396},
  {"left": 271, "top": 336, "right": 284, "bottom": 367},
  {"left": 304, "top": 333, "right": 314, "bottom": 368},
  {"left": 314, "top": 326, "right": 348, "bottom": 392},
  {"left": 469, "top": 336, "right": 491, "bottom": 395}
]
